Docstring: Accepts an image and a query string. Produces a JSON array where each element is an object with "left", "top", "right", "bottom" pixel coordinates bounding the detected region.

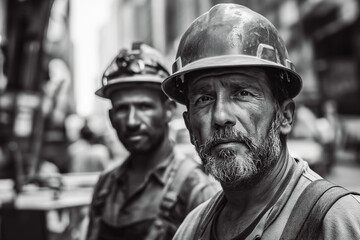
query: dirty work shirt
[
  {"left": 86, "top": 150, "right": 220, "bottom": 240},
  {"left": 173, "top": 158, "right": 360, "bottom": 240}
]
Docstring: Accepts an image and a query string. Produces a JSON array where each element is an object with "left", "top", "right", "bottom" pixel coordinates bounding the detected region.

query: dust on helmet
[
  {"left": 162, "top": 4, "right": 302, "bottom": 105},
  {"left": 96, "top": 42, "right": 170, "bottom": 98}
]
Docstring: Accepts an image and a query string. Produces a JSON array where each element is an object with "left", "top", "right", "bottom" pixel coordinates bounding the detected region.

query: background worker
[{"left": 86, "top": 42, "right": 219, "bottom": 240}]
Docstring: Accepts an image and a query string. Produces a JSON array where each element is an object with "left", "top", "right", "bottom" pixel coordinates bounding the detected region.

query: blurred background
[{"left": 0, "top": 0, "right": 360, "bottom": 239}]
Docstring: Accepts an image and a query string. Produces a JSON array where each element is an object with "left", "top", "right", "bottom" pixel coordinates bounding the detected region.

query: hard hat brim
[
  {"left": 162, "top": 55, "right": 302, "bottom": 105},
  {"left": 96, "top": 75, "right": 163, "bottom": 98}
]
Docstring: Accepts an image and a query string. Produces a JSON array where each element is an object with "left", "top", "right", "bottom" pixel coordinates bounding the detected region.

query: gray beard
[{"left": 193, "top": 114, "right": 282, "bottom": 188}]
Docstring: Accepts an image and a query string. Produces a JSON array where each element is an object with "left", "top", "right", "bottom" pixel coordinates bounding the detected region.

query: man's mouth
[
  {"left": 210, "top": 140, "right": 244, "bottom": 152},
  {"left": 126, "top": 133, "right": 146, "bottom": 141}
]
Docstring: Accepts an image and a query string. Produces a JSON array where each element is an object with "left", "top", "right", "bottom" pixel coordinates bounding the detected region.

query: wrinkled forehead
[{"left": 187, "top": 67, "right": 270, "bottom": 90}]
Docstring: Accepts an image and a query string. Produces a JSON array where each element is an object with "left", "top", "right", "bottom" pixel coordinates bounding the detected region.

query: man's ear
[
  {"left": 279, "top": 99, "right": 295, "bottom": 135},
  {"left": 164, "top": 100, "right": 177, "bottom": 123},
  {"left": 183, "top": 111, "right": 194, "bottom": 145}
]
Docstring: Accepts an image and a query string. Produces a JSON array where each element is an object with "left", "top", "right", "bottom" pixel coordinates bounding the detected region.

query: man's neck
[
  {"left": 222, "top": 148, "right": 292, "bottom": 218},
  {"left": 215, "top": 148, "right": 293, "bottom": 239},
  {"left": 129, "top": 138, "right": 173, "bottom": 173}
]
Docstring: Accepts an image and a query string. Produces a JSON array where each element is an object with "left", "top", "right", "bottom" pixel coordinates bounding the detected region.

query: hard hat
[
  {"left": 162, "top": 4, "right": 302, "bottom": 105},
  {"left": 96, "top": 42, "right": 170, "bottom": 98}
]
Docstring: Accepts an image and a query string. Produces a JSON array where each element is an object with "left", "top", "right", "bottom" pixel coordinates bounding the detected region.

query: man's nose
[
  {"left": 212, "top": 98, "right": 236, "bottom": 128},
  {"left": 126, "top": 106, "right": 140, "bottom": 128}
]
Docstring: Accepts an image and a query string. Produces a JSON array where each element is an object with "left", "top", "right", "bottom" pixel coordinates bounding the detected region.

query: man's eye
[
  {"left": 112, "top": 106, "right": 129, "bottom": 117},
  {"left": 236, "top": 91, "right": 252, "bottom": 97},
  {"left": 138, "top": 103, "right": 152, "bottom": 110},
  {"left": 197, "top": 95, "right": 212, "bottom": 104},
  {"left": 114, "top": 105, "right": 128, "bottom": 113}
]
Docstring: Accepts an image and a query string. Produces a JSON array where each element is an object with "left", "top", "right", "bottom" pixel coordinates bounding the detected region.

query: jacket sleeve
[{"left": 85, "top": 172, "right": 109, "bottom": 240}]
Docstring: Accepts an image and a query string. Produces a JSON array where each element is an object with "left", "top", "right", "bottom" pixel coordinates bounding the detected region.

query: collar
[
  {"left": 112, "top": 150, "right": 175, "bottom": 185},
  {"left": 199, "top": 156, "right": 304, "bottom": 240}
]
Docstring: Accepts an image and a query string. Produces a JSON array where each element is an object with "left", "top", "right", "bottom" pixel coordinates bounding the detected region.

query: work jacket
[{"left": 86, "top": 150, "right": 220, "bottom": 240}]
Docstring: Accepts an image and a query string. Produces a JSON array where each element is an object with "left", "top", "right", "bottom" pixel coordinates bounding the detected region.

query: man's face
[
  {"left": 183, "top": 69, "right": 282, "bottom": 187},
  {"left": 109, "top": 87, "right": 169, "bottom": 154}
]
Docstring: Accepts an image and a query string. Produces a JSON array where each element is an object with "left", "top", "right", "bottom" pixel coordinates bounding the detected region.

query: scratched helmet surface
[
  {"left": 96, "top": 42, "right": 170, "bottom": 98},
  {"left": 162, "top": 3, "right": 302, "bottom": 105}
]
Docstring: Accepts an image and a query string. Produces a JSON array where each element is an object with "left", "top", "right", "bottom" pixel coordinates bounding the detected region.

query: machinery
[
  {"left": 0, "top": 1, "right": 91, "bottom": 239},
  {"left": 0, "top": 0, "right": 55, "bottom": 191}
]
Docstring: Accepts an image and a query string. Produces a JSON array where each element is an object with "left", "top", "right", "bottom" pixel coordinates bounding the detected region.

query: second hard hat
[{"left": 96, "top": 42, "right": 170, "bottom": 98}]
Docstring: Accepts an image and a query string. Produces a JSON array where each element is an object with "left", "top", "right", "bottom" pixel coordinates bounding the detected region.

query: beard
[{"left": 193, "top": 112, "right": 282, "bottom": 188}]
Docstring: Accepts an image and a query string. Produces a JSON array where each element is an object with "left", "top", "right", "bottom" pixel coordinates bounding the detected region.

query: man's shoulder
[
  {"left": 100, "top": 163, "right": 121, "bottom": 177},
  {"left": 172, "top": 151, "right": 208, "bottom": 179},
  {"left": 173, "top": 199, "right": 212, "bottom": 240},
  {"left": 173, "top": 156, "right": 220, "bottom": 198},
  {"left": 171, "top": 152, "right": 205, "bottom": 185},
  {"left": 321, "top": 192, "right": 360, "bottom": 238},
  {"left": 168, "top": 153, "right": 220, "bottom": 212},
  {"left": 173, "top": 193, "right": 223, "bottom": 240},
  {"left": 180, "top": 164, "right": 220, "bottom": 193},
  {"left": 289, "top": 175, "right": 360, "bottom": 239},
  {"left": 326, "top": 191, "right": 360, "bottom": 216},
  {"left": 94, "top": 160, "right": 126, "bottom": 188}
]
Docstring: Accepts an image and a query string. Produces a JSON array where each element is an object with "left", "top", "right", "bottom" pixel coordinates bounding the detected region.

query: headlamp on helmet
[{"left": 96, "top": 42, "right": 170, "bottom": 98}]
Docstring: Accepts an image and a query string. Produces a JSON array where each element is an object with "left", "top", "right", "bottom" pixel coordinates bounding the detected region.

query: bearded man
[{"left": 161, "top": 4, "right": 360, "bottom": 240}]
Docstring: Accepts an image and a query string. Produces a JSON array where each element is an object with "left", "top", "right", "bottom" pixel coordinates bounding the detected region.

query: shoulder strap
[
  {"left": 159, "top": 157, "right": 199, "bottom": 217},
  {"left": 280, "top": 179, "right": 359, "bottom": 240},
  {"left": 145, "top": 156, "right": 200, "bottom": 240}
]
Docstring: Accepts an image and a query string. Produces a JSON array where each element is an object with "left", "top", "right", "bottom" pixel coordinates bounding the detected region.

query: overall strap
[
  {"left": 280, "top": 179, "right": 359, "bottom": 240},
  {"left": 145, "top": 156, "right": 199, "bottom": 240},
  {"left": 159, "top": 157, "right": 199, "bottom": 217}
]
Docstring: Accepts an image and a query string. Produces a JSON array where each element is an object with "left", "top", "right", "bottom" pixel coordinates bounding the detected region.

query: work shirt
[
  {"left": 86, "top": 150, "right": 220, "bottom": 240},
  {"left": 173, "top": 158, "right": 360, "bottom": 240}
]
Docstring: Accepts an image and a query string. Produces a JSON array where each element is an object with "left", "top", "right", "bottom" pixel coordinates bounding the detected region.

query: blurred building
[
  {"left": 2, "top": 0, "right": 360, "bottom": 180},
  {"left": 88, "top": 0, "right": 359, "bottom": 117},
  {"left": 294, "top": 0, "right": 360, "bottom": 115},
  {"left": 40, "top": 0, "right": 360, "bottom": 164}
]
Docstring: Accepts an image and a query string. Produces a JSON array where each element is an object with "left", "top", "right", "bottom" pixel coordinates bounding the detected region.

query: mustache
[
  {"left": 200, "top": 127, "right": 257, "bottom": 154},
  {"left": 124, "top": 129, "right": 147, "bottom": 137}
]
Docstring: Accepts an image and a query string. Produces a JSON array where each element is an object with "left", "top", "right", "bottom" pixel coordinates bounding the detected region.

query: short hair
[{"left": 264, "top": 68, "right": 290, "bottom": 105}]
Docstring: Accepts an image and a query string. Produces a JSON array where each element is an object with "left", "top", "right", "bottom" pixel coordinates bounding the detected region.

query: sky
[{"left": 69, "top": 0, "right": 115, "bottom": 117}]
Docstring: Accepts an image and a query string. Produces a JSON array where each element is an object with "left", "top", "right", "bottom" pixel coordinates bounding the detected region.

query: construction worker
[
  {"left": 161, "top": 4, "right": 360, "bottom": 239},
  {"left": 86, "top": 42, "right": 219, "bottom": 240}
]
